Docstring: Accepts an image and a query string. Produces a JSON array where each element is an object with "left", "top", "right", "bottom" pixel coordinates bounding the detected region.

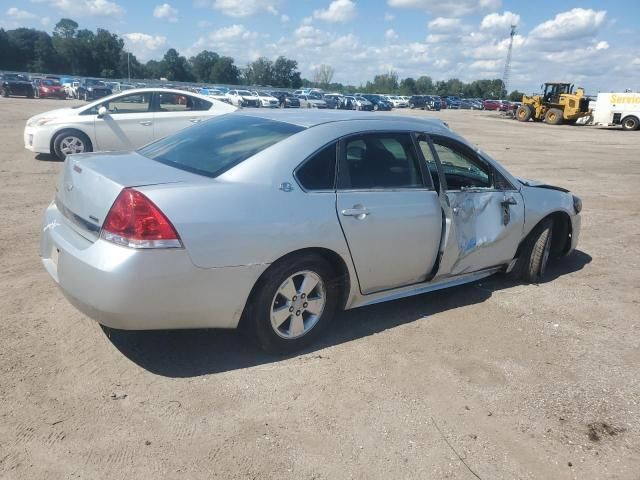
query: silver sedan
[{"left": 40, "top": 110, "right": 581, "bottom": 352}]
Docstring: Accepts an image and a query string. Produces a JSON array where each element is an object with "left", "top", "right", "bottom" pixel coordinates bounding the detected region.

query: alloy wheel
[
  {"left": 270, "top": 270, "right": 326, "bottom": 339},
  {"left": 59, "top": 136, "right": 86, "bottom": 156}
]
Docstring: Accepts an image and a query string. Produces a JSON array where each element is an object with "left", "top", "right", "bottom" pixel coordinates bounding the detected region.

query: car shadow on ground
[
  {"left": 103, "top": 250, "right": 592, "bottom": 378},
  {"left": 35, "top": 153, "right": 61, "bottom": 161}
]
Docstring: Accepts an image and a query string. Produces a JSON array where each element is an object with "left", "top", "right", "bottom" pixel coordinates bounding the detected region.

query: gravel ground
[{"left": 0, "top": 97, "right": 639, "bottom": 479}]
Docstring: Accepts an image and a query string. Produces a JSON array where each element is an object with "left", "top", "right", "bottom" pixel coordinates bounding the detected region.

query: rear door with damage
[{"left": 416, "top": 134, "right": 524, "bottom": 277}]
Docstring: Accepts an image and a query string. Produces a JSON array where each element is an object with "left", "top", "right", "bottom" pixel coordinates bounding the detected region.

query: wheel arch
[
  {"left": 49, "top": 127, "right": 94, "bottom": 155},
  {"left": 238, "top": 247, "right": 352, "bottom": 330},
  {"left": 515, "top": 211, "right": 572, "bottom": 260}
]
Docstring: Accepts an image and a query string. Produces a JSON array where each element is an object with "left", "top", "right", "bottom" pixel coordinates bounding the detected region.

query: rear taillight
[{"left": 100, "top": 188, "right": 182, "bottom": 249}]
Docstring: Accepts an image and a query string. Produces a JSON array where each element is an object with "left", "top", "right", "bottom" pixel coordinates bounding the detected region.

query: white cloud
[
  {"left": 313, "top": 0, "right": 357, "bottom": 23},
  {"left": 153, "top": 3, "right": 178, "bottom": 22},
  {"left": 427, "top": 17, "right": 462, "bottom": 32},
  {"left": 123, "top": 33, "right": 167, "bottom": 61},
  {"left": 208, "top": 24, "right": 258, "bottom": 42},
  {"left": 6, "top": 7, "right": 37, "bottom": 19},
  {"left": 31, "top": 0, "right": 124, "bottom": 17},
  {"left": 387, "top": 0, "right": 500, "bottom": 17},
  {"left": 385, "top": 29, "right": 398, "bottom": 40},
  {"left": 596, "top": 41, "right": 609, "bottom": 51},
  {"left": 480, "top": 11, "right": 519, "bottom": 30},
  {"left": 208, "top": 0, "right": 281, "bottom": 18},
  {"left": 384, "top": 12, "right": 395, "bottom": 21},
  {"left": 530, "top": 8, "right": 606, "bottom": 41},
  {"left": 280, "top": 14, "right": 289, "bottom": 23}
]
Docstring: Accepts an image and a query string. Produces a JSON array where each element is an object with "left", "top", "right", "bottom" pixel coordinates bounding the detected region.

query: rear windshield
[{"left": 138, "top": 115, "right": 304, "bottom": 178}]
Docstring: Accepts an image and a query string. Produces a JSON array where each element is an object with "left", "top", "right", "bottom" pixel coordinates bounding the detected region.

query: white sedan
[
  {"left": 252, "top": 91, "right": 280, "bottom": 108},
  {"left": 24, "top": 88, "right": 236, "bottom": 160}
]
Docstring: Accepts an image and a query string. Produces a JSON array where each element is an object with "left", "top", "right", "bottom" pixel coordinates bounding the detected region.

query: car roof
[{"left": 234, "top": 109, "right": 449, "bottom": 130}]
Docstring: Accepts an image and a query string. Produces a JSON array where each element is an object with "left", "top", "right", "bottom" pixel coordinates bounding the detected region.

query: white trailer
[{"left": 592, "top": 92, "right": 640, "bottom": 131}]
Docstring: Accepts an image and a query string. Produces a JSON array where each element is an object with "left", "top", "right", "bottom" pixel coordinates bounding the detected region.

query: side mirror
[{"left": 97, "top": 106, "right": 108, "bottom": 118}]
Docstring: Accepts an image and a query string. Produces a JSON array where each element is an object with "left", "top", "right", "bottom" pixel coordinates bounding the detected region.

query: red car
[
  {"left": 483, "top": 99, "right": 518, "bottom": 111},
  {"left": 34, "top": 78, "right": 66, "bottom": 99},
  {"left": 483, "top": 99, "right": 502, "bottom": 110}
]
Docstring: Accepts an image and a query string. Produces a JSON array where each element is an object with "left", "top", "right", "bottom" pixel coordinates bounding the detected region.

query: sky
[{"left": 1, "top": 0, "right": 639, "bottom": 93}]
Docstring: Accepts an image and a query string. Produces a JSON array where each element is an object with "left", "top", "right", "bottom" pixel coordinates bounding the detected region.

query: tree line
[{"left": 0, "top": 18, "right": 524, "bottom": 100}]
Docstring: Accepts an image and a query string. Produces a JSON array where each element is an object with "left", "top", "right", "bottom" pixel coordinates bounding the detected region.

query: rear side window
[
  {"left": 340, "top": 133, "right": 424, "bottom": 189},
  {"left": 296, "top": 144, "right": 337, "bottom": 191},
  {"left": 139, "top": 115, "right": 304, "bottom": 178}
]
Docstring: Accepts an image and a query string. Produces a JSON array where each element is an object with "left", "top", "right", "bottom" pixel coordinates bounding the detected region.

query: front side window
[
  {"left": 139, "top": 115, "right": 304, "bottom": 178},
  {"left": 431, "top": 136, "right": 491, "bottom": 190},
  {"left": 83, "top": 92, "right": 153, "bottom": 115},
  {"left": 296, "top": 143, "right": 337, "bottom": 191},
  {"left": 340, "top": 133, "right": 424, "bottom": 190}
]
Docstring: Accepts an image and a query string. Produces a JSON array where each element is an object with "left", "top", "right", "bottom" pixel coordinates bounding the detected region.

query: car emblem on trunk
[
  {"left": 65, "top": 183, "right": 73, "bottom": 191},
  {"left": 73, "top": 164, "right": 82, "bottom": 173}
]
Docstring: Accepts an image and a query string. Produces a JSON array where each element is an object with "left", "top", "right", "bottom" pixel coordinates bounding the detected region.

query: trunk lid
[{"left": 56, "top": 151, "right": 205, "bottom": 242}]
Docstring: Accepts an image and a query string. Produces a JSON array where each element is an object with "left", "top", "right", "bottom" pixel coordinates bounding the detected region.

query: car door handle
[
  {"left": 189, "top": 118, "right": 202, "bottom": 123},
  {"left": 341, "top": 206, "right": 370, "bottom": 219},
  {"left": 501, "top": 197, "right": 518, "bottom": 206},
  {"left": 139, "top": 121, "right": 152, "bottom": 126}
]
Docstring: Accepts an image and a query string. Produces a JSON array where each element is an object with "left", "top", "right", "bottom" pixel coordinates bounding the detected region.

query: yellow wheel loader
[{"left": 517, "top": 83, "right": 591, "bottom": 125}]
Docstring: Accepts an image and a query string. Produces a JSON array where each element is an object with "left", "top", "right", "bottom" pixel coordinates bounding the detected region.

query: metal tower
[{"left": 502, "top": 25, "right": 517, "bottom": 99}]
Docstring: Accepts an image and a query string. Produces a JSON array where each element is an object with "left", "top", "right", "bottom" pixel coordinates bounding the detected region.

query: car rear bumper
[{"left": 40, "top": 201, "right": 267, "bottom": 330}]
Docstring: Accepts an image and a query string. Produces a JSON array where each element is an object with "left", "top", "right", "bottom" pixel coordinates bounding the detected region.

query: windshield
[
  {"left": 309, "top": 93, "right": 323, "bottom": 100},
  {"left": 5, "top": 74, "right": 28, "bottom": 81},
  {"left": 42, "top": 80, "right": 60, "bottom": 86},
  {"left": 238, "top": 90, "right": 253, "bottom": 96},
  {"left": 86, "top": 79, "right": 105, "bottom": 86},
  {"left": 139, "top": 115, "right": 304, "bottom": 178}
]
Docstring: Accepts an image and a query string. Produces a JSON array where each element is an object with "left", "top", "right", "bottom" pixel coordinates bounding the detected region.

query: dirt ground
[{"left": 0, "top": 97, "right": 638, "bottom": 480}]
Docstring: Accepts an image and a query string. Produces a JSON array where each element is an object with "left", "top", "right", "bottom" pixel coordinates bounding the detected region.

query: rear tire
[
  {"left": 511, "top": 219, "right": 554, "bottom": 283},
  {"left": 545, "top": 108, "right": 564, "bottom": 125},
  {"left": 621, "top": 116, "right": 639, "bottom": 131},
  {"left": 516, "top": 105, "right": 532, "bottom": 122},
  {"left": 243, "top": 253, "right": 339, "bottom": 354}
]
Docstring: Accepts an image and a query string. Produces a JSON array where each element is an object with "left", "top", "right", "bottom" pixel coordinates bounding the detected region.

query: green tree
[
  {"left": 161, "top": 48, "right": 194, "bottom": 81},
  {"left": 53, "top": 18, "right": 78, "bottom": 39},
  {"left": 190, "top": 50, "right": 220, "bottom": 83},
  {"left": 509, "top": 90, "right": 525, "bottom": 102},
  {"left": 272, "top": 56, "right": 301, "bottom": 88},
  {"left": 399, "top": 77, "right": 417, "bottom": 95},
  {"left": 210, "top": 56, "right": 240, "bottom": 84},
  {"left": 415, "top": 75, "right": 434, "bottom": 94},
  {"left": 244, "top": 57, "right": 274, "bottom": 86}
]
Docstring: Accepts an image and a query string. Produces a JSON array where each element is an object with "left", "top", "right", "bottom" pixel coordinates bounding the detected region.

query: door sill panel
[{"left": 347, "top": 266, "right": 503, "bottom": 310}]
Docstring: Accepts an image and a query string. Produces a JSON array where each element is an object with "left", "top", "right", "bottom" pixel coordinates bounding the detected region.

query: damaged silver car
[{"left": 40, "top": 110, "right": 581, "bottom": 352}]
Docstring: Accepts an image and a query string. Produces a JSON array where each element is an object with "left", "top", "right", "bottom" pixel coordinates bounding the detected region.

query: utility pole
[
  {"left": 502, "top": 24, "right": 516, "bottom": 100},
  {"left": 127, "top": 52, "right": 131, "bottom": 82}
]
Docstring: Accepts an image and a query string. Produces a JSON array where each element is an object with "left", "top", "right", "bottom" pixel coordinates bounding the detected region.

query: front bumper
[
  {"left": 40, "top": 202, "right": 267, "bottom": 330},
  {"left": 24, "top": 125, "right": 52, "bottom": 154},
  {"left": 568, "top": 214, "right": 581, "bottom": 255}
]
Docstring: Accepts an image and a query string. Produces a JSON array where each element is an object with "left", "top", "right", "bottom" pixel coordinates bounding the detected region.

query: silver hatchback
[{"left": 40, "top": 111, "right": 581, "bottom": 352}]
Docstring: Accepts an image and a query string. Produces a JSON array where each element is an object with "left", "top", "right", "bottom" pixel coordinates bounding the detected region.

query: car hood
[
  {"left": 27, "top": 107, "right": 79, "bottom": 125},
  {"left": 5, "top": 80, "right": 32, "bottom": 86},
  {"left": 517, "top": 177, "right": 570, "bottom": 193}
]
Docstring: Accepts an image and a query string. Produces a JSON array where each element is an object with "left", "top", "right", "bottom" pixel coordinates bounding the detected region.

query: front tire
[
  {"left": 511, "top": 219, "right": 554, "bottom": 283},
  {"left": 516, "top": 105, "right": 532, "bottom": 122},
  {"left": 545, "top": 108, "right": 564, "bottom": 125},
  {"left": 52, "top": 130, "right": 92, "bottom": 161},
  {"left": 244, "top": 253, "right": 339, "bottom": 354}
]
